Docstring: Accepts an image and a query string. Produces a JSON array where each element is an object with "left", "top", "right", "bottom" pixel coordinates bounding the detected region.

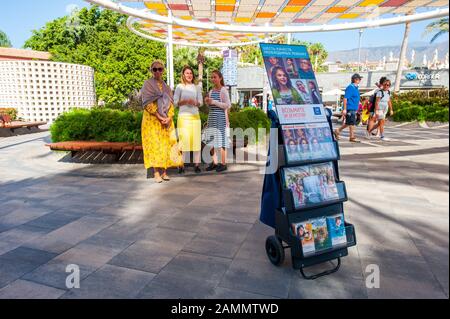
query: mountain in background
[{"left": 327, "top": 40, "right": 449, "bottom": 64}]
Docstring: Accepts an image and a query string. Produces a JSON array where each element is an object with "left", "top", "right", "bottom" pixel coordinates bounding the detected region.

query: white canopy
[
  {"left": 362, "top": 89, "right": 378, "bottom": 97},
  {"left": 322, "top": 89, "right": 345, "bottom": 96}
]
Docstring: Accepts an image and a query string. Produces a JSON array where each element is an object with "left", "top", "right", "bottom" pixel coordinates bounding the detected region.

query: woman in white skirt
[{"left": 174, "top": 66, "right": 203, "bottom": 174}]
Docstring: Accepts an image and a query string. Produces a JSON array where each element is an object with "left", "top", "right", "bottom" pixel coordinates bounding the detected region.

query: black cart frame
[{"left": 265, "top": 112, "right": 357, "bottom": 280}]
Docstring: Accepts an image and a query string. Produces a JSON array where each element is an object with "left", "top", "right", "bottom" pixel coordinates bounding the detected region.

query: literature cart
[
  {"left": 264, "top": 109, "right": 357, "bottom": 280},
  {"left": 258, "top": 43, "right": 357, "bottom": 280}
]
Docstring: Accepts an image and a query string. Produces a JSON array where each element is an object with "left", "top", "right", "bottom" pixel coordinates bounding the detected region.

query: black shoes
[
  {"left": 205, "top": 163, "right": 227, "bottom": 173},
  {"left": 194, "top": 166, "right": 201, "bottom": 174},
  {"left": 216, "top": 164, "right": 228, "bottom": 173},
  {"left": 205, "top": 164, "right": 217, "bottom": 171}
]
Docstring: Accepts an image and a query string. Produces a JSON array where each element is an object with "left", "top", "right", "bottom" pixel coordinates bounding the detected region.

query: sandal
[
  {"left": 333, "top": 129, "right": 340, "bottom": 140},
  {"left": 349, "top": 138, "right": 361, "bottom": 143},
  {"left": 161, "top": 174, "right": 171, "bottom": 181},
  {"left": 154, "top": 174, "right": 163, "bottom": 183}
]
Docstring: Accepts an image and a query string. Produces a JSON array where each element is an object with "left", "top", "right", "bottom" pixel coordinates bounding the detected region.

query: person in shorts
[
  {"left": 366, "top": 76, "right": 387, "bottom": 139},
  {"left": 374, "top": 79, "right": 394, "bottom": 140},
  {"left": 334, "top": 73, "right": 363, "bottom": 143}
]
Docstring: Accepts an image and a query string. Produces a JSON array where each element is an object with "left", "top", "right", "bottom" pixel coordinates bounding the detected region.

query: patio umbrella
[
  {"left": 362, "top": 89, "right": 377, "bottom": 97},
  {"left": 322, "top": 89, "right": 345, "bottom": 109}
]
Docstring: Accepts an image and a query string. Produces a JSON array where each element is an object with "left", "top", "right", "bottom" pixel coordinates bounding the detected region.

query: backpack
[{"left": 369, "top": 89, "right": 390, "bottom": 112}]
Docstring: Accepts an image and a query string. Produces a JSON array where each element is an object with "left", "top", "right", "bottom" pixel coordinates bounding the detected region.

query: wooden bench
[
  {"left": 46, "top": 141, "right": 143, "bottom": 161},
  {"left": 0, "top": 114, "right": 12, "bottom": 127},
  {"left": 0, "top": 119, "right": 47, "bottom": 130}
]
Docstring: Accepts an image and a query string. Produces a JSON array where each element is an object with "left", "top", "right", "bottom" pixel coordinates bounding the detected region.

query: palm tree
[
  {"left": 197, "top": 47, "right": 205, "bottom": 84},
  {"left": 425, "top": 18, "right": 449, "bottom": 43},
  {"left": 0, "top": 30, "right": 12, "bottom": 48}
]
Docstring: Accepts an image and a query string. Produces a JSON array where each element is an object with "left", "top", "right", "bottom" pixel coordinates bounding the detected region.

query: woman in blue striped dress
[{"left": 204, "top": 70, "right": 231, "bottom": 173}]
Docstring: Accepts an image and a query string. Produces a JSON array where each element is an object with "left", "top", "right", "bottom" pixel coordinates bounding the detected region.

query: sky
[{"left": 0, "top": 0, "right": 448, "bottom": 51}]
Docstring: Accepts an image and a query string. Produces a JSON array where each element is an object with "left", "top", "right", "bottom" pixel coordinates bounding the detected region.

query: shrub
[
  {"left": 50, "top": 108, "right": 143, "bottom": 143},
  {"left": 229, "top": 107, "right": 270, "bottom": 143},
  {"left": 51, "top": 107, "right": 270, "bottom": 145},
  {"left": 0, "top": 108, "right": 18, "bottom": 120}
]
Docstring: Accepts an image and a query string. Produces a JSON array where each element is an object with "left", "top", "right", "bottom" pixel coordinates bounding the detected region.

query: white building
[{"left": 0, "top": 48, "right": 96, "bottom": 123}]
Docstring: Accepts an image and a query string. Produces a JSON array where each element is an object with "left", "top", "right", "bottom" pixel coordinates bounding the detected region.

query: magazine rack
[{"left": 265, "top": 110, "right": 357, "bottom": 280}]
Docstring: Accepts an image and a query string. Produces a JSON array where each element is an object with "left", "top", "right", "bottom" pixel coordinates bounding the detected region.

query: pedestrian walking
[
  {"left": 334, "top": 73, "right": 363, "bottom": 143},
  {"left": 374, "top": 79, "right": 394, "bottom": 140}
]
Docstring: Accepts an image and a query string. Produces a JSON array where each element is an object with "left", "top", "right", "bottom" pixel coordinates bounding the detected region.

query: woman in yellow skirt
[
  {"left": 174, "top": 66, "right": 203, "bottom": 174},
  {"left": 141, "top": 61, "right": 182, "bottom": 183}
]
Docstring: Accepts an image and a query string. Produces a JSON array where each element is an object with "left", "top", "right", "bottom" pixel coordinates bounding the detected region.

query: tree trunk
[
  {"left": 394, "top": 20, "right": 411, "bottom": 93},
  {"left": 197, "top": 48, "right": 205, "bottom": 85}
]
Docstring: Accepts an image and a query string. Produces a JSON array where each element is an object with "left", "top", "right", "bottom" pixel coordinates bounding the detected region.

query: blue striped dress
[{"left": 205, "top": 89, "right": 229, "bottom": 148}]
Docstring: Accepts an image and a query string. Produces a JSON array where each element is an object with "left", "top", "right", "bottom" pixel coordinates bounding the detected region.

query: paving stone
[
  {"left": 219, "top": 258, "right": 294, "bottom": 298},
  {"left": 0, "top": 247, "right": 57, "bottom": 289},
  {"left": 0, "top": 127, "right": 448, "bottom": 299},
  {"left": 61, "top": 264, "right": 155, "bottom": 299},
  {"left": 24, "top": 211, "right": 83, "bottom": 230},
  {"left": 22, "top": 259, "right": 97, "bottom": 290},
  {"left": 162, "top": 252, "right": 232, "bottom": 283},
  {"left": 108, "top": 241, "right": 181, "bottom": 274},
  {"left": 209, "top": 287, "right": 278, "bottom": 299},
  {"left": 137, "top": 271, "right": 218, "bottom": 299},
  {"left": 289, "top": 274, "right": 368, "bottom": 299},
  {"left": 23, "top": 215, "right": 118, "bottom": 254},
  {"left": 182, "top": 235, "right": 244, "bottom": 259},
  {"left": 0, "top": 205, "right": 54, "bottom": 231},
  {"left": 0, "top": 280, "right": 66, "bottom": 299}
]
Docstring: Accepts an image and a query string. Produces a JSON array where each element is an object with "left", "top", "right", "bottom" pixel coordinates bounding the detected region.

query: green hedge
[
  {"left": 51, "top": 108, "right": 143, "bottom": 143},
  {"left": 391, "top": 90, "right": 449, "bottom": 123},
  {"left": 0, "top": 108, "right": 18, "bottom": 120},
  {"left": 229, "top": 107, "right": 271, "bottom": 143},
  {"left": 51, "top": 107, "right": 270, "bottom": 144}
]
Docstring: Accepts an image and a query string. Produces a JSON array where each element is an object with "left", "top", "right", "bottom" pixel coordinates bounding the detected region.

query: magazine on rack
[
  {"left": 291, "top": 221, "right": 315, "bottom": 256},
  {"left": 311, "top": 217, "right": 332, "bottom": 251},
  {"left": 282, "top": 123, "right": 337, "bottom": 163},
  {"left": 327, "top": 213, "right": 347, "bottom": 246},
  {"left": 283, "top": 162, "right": 339, "bottom": 209}
]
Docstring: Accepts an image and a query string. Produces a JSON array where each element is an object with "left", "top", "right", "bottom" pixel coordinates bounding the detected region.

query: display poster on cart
[{"left": 260, "top": 43, "right": 327, "bottom": 124}]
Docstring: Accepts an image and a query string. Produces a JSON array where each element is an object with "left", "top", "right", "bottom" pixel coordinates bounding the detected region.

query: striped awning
[{"left": 87, "top": 0, "right": 449, "bottom": 46}]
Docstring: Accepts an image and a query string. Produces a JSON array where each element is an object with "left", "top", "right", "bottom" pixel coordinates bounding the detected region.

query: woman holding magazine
[{"left": 204, "top": 70, "right": 231, "bottom": 173}]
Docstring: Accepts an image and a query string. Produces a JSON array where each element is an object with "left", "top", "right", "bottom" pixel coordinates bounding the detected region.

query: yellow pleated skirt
[{"left": 177, "top": 113, "right": 202, "bottom": 152}]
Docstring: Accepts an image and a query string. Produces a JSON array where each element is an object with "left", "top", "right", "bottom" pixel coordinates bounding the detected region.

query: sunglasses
[
  {"left": 384, "top": 83, "right": 391, "bottom": 87},
  {"left": 152, "top": 67, "right": 164, "bottom": 73}
]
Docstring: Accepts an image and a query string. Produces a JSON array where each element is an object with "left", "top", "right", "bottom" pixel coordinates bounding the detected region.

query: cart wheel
[{"left": 265, "top": 235, "right": 285, "bottom": 266}]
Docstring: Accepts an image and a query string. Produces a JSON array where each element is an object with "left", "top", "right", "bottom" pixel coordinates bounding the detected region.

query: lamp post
[{"left": 358, "top": 29, "right": 363, "bottom": 72}]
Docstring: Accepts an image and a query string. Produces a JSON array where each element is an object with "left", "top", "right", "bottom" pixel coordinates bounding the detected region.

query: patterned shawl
[{"left": 141, "top": 78, "right": 173, "bottom": 117}]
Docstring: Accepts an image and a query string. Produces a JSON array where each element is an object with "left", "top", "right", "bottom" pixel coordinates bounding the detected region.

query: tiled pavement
[{"left": 0, "top": 122, "right": 448, "bottom": 299}]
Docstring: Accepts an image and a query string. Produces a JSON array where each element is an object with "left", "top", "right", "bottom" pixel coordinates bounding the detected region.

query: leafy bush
[
  {"left": 0, "top": 108, "right": 18, "bottom": 120},
  {"left": 229, "top": 107, "right": 270, "bottom": 143},
  {"left": 50, "top": 108, "right": 143, "bottom": 143},
  {"left": 51, "top": 107, "right": 270, "bottom": 145},
  {"left": 391, "top": 89, "right": 449, "bottom": 123}
]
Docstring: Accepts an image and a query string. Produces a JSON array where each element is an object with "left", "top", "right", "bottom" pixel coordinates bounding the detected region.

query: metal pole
[
  {"left": 287, "top": 33, "right": 292, "bottom": 45},
  {"left": 168, "top": 12, "right": 175, "bottom": 90},
  {"left": 166, "top": 44, "right": 170, "bottom": 83},
  {"left": 394, "top": 19, "right": 411, "bottom": 93},
  {"left": 358, "top": 29, "right": 363, "bottom": 72}
]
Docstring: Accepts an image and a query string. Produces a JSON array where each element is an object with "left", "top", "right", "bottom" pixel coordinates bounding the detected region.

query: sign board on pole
[
  {"left": 222, "top": 49, "right": 238, "bottom": 87},
  {"left": 260, "top": 43, "right": 327, "bottom": 124}
]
